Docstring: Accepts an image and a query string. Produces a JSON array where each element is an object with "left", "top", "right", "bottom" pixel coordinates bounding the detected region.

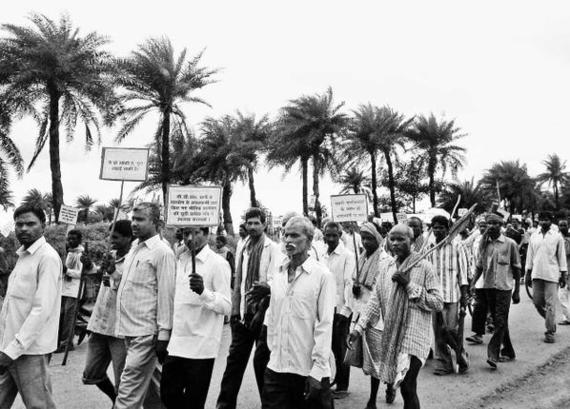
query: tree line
[{"left": 1, "top": 14, "right": 568, "bottom": 235}]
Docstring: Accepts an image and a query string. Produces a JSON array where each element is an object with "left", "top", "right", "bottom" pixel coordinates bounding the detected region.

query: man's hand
[
  {"left": 392, "top": 270, "right": 410, "bottom": 287},
  {"left": 155, "top": 340, "right": 168, "bottom": 364},
  {"left": 304, "top": 376, "right": 322, "bottom": 401},
  {"left": 346, "top": 330, "right": 361, "bottom": 350},
  {"left": 0, "top": 352, "right": 13, "bottom": 370},
  {"left": 246, "top": 282, "right": 271, "bottom": 303},
  {"left": 80, "top": 253, "right": 93, "bottom": 270},
  {"left": 512, "top": 290, "right": 520, "bottom": 304},
  {"left": 560, "top": 273, "right": 567, "bottom": 289},
  {"left": 460, "top": 286, "right": 469, "bottom": 308},
  {"left": 189, "top": 273, "right": 204, "bottom": 295},
  {"left": 525, "top": 270, "right": 532, "bottom": 287}
]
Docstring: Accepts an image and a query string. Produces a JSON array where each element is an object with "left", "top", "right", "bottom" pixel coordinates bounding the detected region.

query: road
[{"left": 14, "top": 290, "right": 570, "bottom": 409}]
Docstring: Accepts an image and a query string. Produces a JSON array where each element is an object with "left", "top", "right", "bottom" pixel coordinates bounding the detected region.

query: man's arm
[
  {"left": 65, "top": 253, "right": 82, "bottom": 279},
  {"left": 3, "top": 254, "right": 61, "bottom": 360},
  {"left": 199, "top": 260, "right": 231, "bottom": 315},
  {"left": 309, "top": 271, "right": 336, "bottom": 381},
  {"left": 557, "top": 236, "right": 568, "bottom": 273},
  {"left": 339, "top": 252, "right": 356, "bottom": 317},
  {"left": 406, "top": 262, "right": 443, "bottom": 312},
  {"left": 156, "top": 248, "right": 176, "bottom": 341}
]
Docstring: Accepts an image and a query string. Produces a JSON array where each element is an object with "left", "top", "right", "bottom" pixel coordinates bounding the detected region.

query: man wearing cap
[
  {"left": 526, "top": 211, "right": 567, "bottom": 343},
  {"left": 471, "top": 213, "right": 521, "bottom": 368}
]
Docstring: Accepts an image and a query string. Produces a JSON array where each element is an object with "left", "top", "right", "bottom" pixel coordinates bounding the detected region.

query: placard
[
  {"left": 330, "top": 194, "right": 368, "bottom": 223},
  {"left": 166, "top": 185, "right": 222, "bottom": 226},
  {"left": 396, "top": 213, "right": 408, "bottom": 224},
  {"left": 273, "top": 216, "right": 283, "bottom": 228},
  {"left": 59, "top": 205, "right": 79, "bottom": 225},
  {"left": 100, "top": 147, "right": 150, "bottom": 181},
  {"left": 458, "top": 208, "right": 468, "bottom": 217}
]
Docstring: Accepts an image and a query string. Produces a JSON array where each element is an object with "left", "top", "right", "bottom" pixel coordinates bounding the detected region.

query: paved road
[{"left": 13, "top": 290, "right": 570, "bottom": 409}]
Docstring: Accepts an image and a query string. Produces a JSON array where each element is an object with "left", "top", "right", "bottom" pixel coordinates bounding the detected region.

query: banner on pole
[
  {"left": 166, "top": 185, "right": 222, "bottom": 227},
  {"left": 330, "top": 194, "right": 368, "bottom": 223},
  {"left": 59, "top": 205, "right": 79, "bottom": 225},
  {"left": 396, "top": 213, "right": 408, "bottom": 224},
  {"left": 100, "top": 147, "right": 150, "bottom": 181},
  {"left": 273, "top": 216, "right": 283, "bottom": 228}
]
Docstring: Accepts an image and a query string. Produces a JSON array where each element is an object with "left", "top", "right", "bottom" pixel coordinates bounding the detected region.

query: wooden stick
[{"left": 109, "top": 180, "right": 125, "bottom": 237}]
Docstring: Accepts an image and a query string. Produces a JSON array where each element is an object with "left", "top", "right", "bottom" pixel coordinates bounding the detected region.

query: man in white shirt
[
  {"left": 525, "top": 211, "right": 568, "bottom": 343},
  {"left": 173, "top": 228, "right": 186, "bottom": 260},
  {"left": 217, "top": 207, "right": 282, "bottom": 409},
  {"left": 262, "top": 216, "right": 336, "bottom": 409},
  {"left": 114, "top": 202, "right": 176, "bottom": 409},
  {"left": 322, "top": 221, "right": 355, "bottom": 398},
  {"left": 0, "top": 205, "right": 62, "bottom": 408},
  {"left": 162, "top": 226, "right": 231, "bottom": 409}
]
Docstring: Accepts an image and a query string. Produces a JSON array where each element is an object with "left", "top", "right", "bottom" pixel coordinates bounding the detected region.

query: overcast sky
[{"left": 2, "top": 0, "right": 569, "bottom": 227}]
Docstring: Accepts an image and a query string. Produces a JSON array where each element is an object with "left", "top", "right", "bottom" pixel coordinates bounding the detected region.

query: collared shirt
[
  {"left": 265, "top": 256, "right": 336, "bottom": 380},
  {"left": 173, "top": 241, "right": 186, "bottom": 260},
  {"left": 0, "top": 236, "right": 62, "bottom": 359},
  {"left": 116, "top": 234, "right": 176, "bottom": 340},
  {"left": 342, "top": 231, "right": 362, "bottom": 257},
  {"left": 357, "top": 256, "right": 442, "bottom": 363},
  {"left": 563, "top": 234, "right": 570, "bottom": 268},
  {"left": 426, "top": 240, "right": 469, "bottom": 303},
  {"left": 87, "top": 251, "right": 124, "bottom": 336},
  {"left": 321, "top": 241, "right": 355, "bottom": 317},
  {"left": 168, "top": 245, "right": 231, "bottom": 359},
  {"left": 62, "top": 246, "right": 83, "bottom": 298},
  {"left": 526, "top": 227, "right": 568, "bottom": 283},
  {"left": 476, "top": 234, "right": 521, "bottom": 291}
]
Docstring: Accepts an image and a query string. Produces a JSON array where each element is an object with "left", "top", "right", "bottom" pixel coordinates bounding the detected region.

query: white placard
[
  {"left": 166, "top": 185, "right": 222, "bottom": 226},
  {"left": 396, "top": 213, "right": 408, "bottom": 224},
  {"left": 100, "top": 147, "right": 150, "bottom": 181},
  {"left": 59, "top": 205, "right": 79, "bottom": 225},
  {"left": 458, "top": 208, "right": 468, "bottom": 217},
  {"left": 330, "top": 194, "right": 368, "bottom": 223},
  {"left": 273, "top": 216, "right": 283, "bottom": 228}
]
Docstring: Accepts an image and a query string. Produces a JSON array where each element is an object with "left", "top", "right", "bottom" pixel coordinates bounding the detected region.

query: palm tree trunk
[
  {"left": 555, "top": 183, "right": 560, "bottom": 210},
  {"left": 248, "top": 166, "right": 257, "bottom": 207},
  {"left": 47, "top": 84, "right": 63, "bottom": 223},
  {"left": 302, "top": 157, "right": 308, "bottom": 215},
  {"left": 384, "top": 150, "right": 398, "bottom": 223},
  {"left": 428, "top": 155, "right": 437, "bottom": 207},
  {"left": 312, "top": 154, "right": 322, "bottom": 227},
  {"left": 370, "top": 151, "right": 379, "bottom": 217},
  {"left": 222, "top": 180, "right": 234, "bottom": 235},
  {"left": 161, "top": 109, "right": 171, "bottom": 206}
]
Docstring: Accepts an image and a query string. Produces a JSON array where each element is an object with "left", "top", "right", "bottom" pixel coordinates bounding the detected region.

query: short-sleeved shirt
[{"left": 476, "top": 234, "right": 521, "bottom": 291}]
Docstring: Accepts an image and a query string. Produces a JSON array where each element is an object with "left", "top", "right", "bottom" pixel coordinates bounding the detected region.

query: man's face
[
  {"left": 175, "top": 229, "right": 183, "bottom": 241},
  {"left": 539, "top": 217, "right": 552, "bottom": 232},
  {"left": 246, "top": 217, "right": 265, "bottom": 239},
  {"left": 324, "top": 226, "right": 341, "bottom": 252},
  {"left": 110, "top": 231, "right": 131, "bottom": 252},
  {"left": 15, "top": 212, "right": 44, "bottom": 248},
  {"left": 239, "top": 225, "right": 247, "bottom": 239},
  {"left": 512, "top": 219, "right": 520, "bottom": 229},
  {"left": 389, "top": 232, "right": 411, "bottom": 258},
  {"left": 408, "top": 219, "right": 423, "bottom": 239},
  {"left": 183, "top": 228, "right": 208, "bottom": 251},
  {"left": 131, "top": 208, "right": 157, "bottom": 240},
  {"left": 67, "top": 233, "right": 81, "bottom": 249},
  {"left": 215, "top": 237, "right": 224, "bottom": 249},
  {"left": 486, "top": 220, "right": 502, "bottom": 237},
  {"left": 361, "top": 231, "right": 379, "bottom": 254},
  {"left": 559, "top": 220, "right": 569, "bottom": 235},
  {"left": 478, "top": 221, "right": 487, "bottom": 235},
  {"left": 284, "top": 222, "right": 310, "bottom": 258},
  {"left": 432, "top": 222, "right": 449, "bottom": 242}
]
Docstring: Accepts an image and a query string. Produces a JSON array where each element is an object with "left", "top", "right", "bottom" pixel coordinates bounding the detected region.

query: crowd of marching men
[{"left": 0, "top": 202, "right": 568, "bottom": 409}]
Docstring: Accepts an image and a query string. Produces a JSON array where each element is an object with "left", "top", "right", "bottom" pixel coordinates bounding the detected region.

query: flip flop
[
  {"left": 486, "top": 359, "right": 497, "bottom": 369},
  {"left": 498, "top": 356, "right": 515, "bottom": 363}
]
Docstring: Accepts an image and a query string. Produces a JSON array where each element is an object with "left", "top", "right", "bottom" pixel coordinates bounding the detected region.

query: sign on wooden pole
[
  {"left": 330, "top": 194, "right": 368, "bottom": 224},
  {"left": 59, "top": 205, "right": 79, "bottom": 226},
  {"left": 166, "top": 185, "right": 222, "bottom": 227},
  {"left": 99, "top": 147, "right": 150, "bottom": 182}
]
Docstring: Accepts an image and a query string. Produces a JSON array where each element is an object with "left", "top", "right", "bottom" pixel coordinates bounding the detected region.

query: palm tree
[
  {"left": 0, "top": 14, "right": 119, "bottom": 221},
  {"left": 267, "top": 88, "right": 347, "bottom": 225},
  {"left": 76, "top": 194, "right": 97, "bottom": 223},
  {"left": 536, "top": 154, "right": 569, "bottom": 210},
  {"left": 21, "top": 189, "right": 52, "bottom": 221},
  {"left": 407, "top": 114, "right": 466, "bottom": 207},
  {"left": 480, "top": 160, "right": 535, "bottom": 213},
  {"left": 437, "top": 178, "right": 490, "bottom": 214},
  {"left": 115, "top": 37, "right": 218, "bottom": 204},
  {"left": 345, "top": 104, "right": 413, "bottom": 221},
  {"left": 337, "top": 167, "right": 371, "bottom": 194},
  {"left": 0, "top": 103, "right": 23, "bottom": 211}
]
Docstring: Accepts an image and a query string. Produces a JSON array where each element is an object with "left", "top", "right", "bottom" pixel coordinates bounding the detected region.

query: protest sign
[
  {"left": 59, "top": 205, "right": 79, "bottom": 225},
  {"left": 396, "top": 213, "right": 408, "bottom": 224},
  {"left": 99, "top": 147, "right": 150, "bottom": 182},
  {"left": 330, "top": 194, "right": 368, "bottom": 223},
  {"left": 166, "top": 185, "right": 222, "bottom": 226},
  {"left": 273, "top": 216, "right": 283, "bottom": 228}
]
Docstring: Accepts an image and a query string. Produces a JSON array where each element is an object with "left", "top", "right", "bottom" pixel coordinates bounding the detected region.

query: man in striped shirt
[{"left": 427, "top": 216, "right": 470, "bottom": 375}]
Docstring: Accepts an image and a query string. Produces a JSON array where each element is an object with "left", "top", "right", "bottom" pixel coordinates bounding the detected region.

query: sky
[{"left": 1, "top": 0, "right": 570, "bottom": 228}]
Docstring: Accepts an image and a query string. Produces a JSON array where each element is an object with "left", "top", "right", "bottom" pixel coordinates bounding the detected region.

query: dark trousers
[
  {"left": 161, "top": 356, "right": 215, "bottom": 409},
  {"left": 400, "top": 356, "right": 422, "bottom": 409},
  {"left": 331, "top": 314, "right": 350, "bottom": 390},
  {"left": 486, "top": 289, "right": 515, "bottom": 361},
  {"left": 58, "top": 296, "right": 76, "bottom": 347},
  {"left": 471, "top": 289, "right": 488, "bottom": 335},
  {"left": 216, "top": 323, "right": 270, "bottom": 409},
  {"left": 261, "top": 369, "right": 333, "bottom": 409}
]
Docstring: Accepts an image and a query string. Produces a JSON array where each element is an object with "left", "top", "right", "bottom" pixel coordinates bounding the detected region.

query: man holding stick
[{"left": 0, "top": 205, "right": 62, "bottom": 408}]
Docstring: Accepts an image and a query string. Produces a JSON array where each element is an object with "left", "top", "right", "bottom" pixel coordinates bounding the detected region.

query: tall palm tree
[
  {"left": 0, "top": 103, "right": 23, "bottom": 211},
  {"left": 267, "top": 87, "right": 347, "bottom": 225},
  {"left": 115, "top": 37, "right": 218, "bottom": 204},
  {"left": 0, "top": 14, "right": 119, "bottom": 221},
  {"left": 480, "top": 160, "right": 535, "bottom": 213},
  {"left": 437, "top": 178, "right": 490, "bottom": 214},
  {"left": 76, "top": 194, "right": 97, "bottom": 223},
  {"left": 337, "top": 167, "right": 371, "bottom": 194},
  {"left": 21, "top": 189, "right": 52, "bottom": 221},
  {"left": 407, "top": 114, "right": 466, "bottom": 207},
  {"left": 536, "top": 153, "right": 569, "bottom": 210},
  {"left": 345, "top": 104, "right": 413, "bottom": 221}
]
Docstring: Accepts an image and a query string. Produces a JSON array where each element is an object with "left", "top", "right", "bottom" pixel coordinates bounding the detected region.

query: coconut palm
[
  {"left": 0, "top": 104, "right": 23, "bottom": 211},
  {"left": 21, "top": 189, "right": 53, "bottom": 221},
  {"left": 437, "top": 178, "right": 491, "bottom": 214},
  {"left": 344, "top": 104, "right": 413, "bottom": 221},
  {"left": 480, "top": 160, "right": 535, "bottom": 213},
  {"left": 115, "top": 37, "right": 218, "bottom": 204},
  {"left": 76, "top": 194, "right": 97, "bottom": 223},
  {"left": 0, "top": 14, "right": 119, "bottom": 221},
  {"left": 407, "top": 114, "right": 466, "bottom": 207},
  {"left": 536, "top": 154, "right": 569, "bottom": 210},
  {"left": 337, "top": 167, "right": 371, "bottom": 195}
]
